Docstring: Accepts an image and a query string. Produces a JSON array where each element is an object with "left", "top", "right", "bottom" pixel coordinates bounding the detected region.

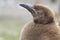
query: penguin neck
[
  {"left": 34, "top": 20, "right": 55, "bottom": 25},
  {"left": 34, "top": 22, "right": 56, "bottom": 27}
]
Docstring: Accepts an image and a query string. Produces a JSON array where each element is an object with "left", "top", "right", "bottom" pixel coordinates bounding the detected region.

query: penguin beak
[{"left": 19, "top": 4, "right": 36, "bottom": 15}]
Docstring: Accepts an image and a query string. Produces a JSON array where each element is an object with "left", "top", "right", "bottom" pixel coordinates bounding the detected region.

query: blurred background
[{"left": 0, "top": 0, "right": 60, "bottom": 40}]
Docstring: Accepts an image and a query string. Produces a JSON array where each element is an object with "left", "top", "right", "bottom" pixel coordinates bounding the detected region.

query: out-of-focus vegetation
[{"left": 0, "top": 21, "right": 23, "bottom": 40}]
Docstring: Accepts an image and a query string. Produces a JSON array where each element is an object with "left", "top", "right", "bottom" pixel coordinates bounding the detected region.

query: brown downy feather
[{"left": 20, "top": 4, "right": 60, "bottom": 40}]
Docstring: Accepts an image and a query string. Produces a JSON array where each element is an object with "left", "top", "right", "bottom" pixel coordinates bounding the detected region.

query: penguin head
[{"left": 20, "top": 4, "right": 55, "bottom": 24}]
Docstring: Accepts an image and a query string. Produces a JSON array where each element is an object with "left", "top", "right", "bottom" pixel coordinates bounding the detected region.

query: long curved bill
[{"left": 19, "top": 4, "right": 36, "bottom": 16}]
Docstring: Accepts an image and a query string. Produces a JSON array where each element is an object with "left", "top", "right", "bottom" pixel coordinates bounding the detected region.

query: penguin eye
[{"left": 37, "top": 10, "right": 44, "bottom": 17}]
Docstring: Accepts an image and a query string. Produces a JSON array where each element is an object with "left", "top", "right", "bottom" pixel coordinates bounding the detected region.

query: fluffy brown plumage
[{"left": 20, "top": 4, "right": 60, "bottom": 40}]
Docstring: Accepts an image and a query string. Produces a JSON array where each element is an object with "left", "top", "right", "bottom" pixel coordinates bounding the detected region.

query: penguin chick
[{"left": 19, "top": 4, "right": 60, "bottom": 40}]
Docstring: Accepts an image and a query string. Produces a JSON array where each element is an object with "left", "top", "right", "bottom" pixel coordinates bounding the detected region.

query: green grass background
[{"left": 0, "top": 20, "right": 24, "bottom": 40}]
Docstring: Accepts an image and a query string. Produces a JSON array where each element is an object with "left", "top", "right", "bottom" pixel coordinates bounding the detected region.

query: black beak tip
[
  {"left": 19, "top": 4, "right": 26, "bottom": 7},
  {"left": 19, "top": 4, "right": 23, "bottom": 7},
  {"left": 19, "top": 4, "right": 31, "bottom": 9}
]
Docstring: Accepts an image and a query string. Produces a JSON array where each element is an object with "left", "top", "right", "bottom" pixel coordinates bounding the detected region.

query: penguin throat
[{"left": 34, "top": 19, "right": 54, "bottom": 25}]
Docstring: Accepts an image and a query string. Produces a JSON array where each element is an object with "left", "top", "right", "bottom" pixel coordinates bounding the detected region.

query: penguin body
[
  {"left": 20, "top": 4, "right": 60, "bottom": 40},
  {"left": 20, "top": 21, "right": 60, "bottom": 40}
]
